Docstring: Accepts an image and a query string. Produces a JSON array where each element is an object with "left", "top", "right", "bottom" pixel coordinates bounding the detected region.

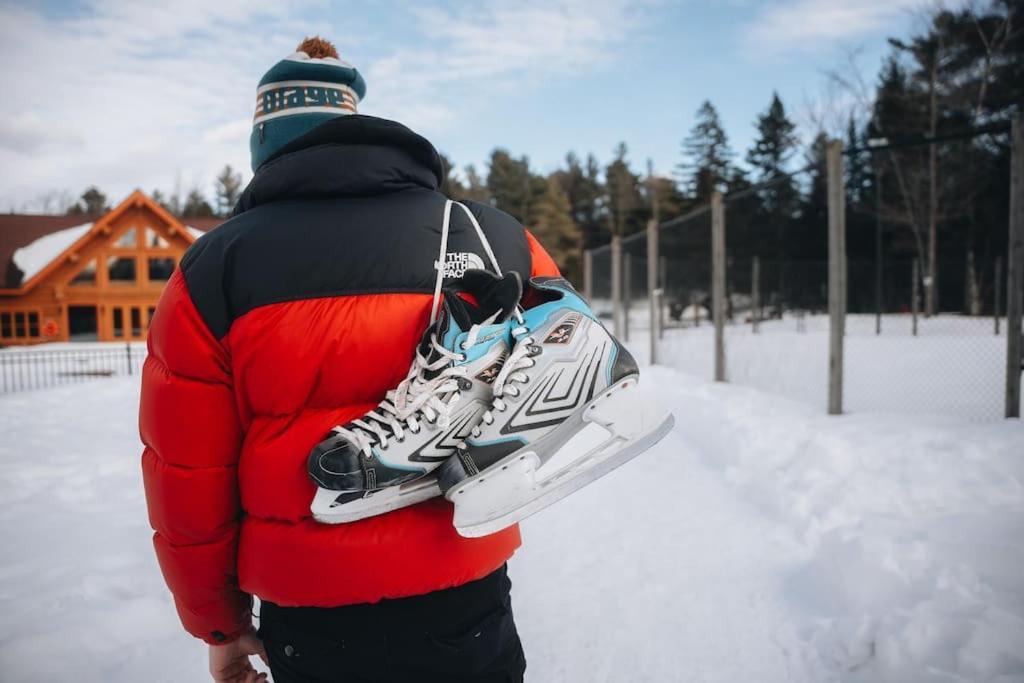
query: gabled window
[
  {"left": 107, "top": 256, "right": 136, "bottom": 284},
  {"left": 115, "top": 227, "right": 137, "bottom": 248},
  {"left": 70, "top": 258, "right": 97, "bottom": 286},
  {"left": 146, "top": 228, "right": 170, "bottom": 248},
  {"left": 148, "top": 257, "right": 175, "bottom": 281}
]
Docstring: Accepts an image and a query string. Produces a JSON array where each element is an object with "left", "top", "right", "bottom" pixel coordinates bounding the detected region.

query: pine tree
[
  {"left": 213, "top": 165, "right": 243, "bottom": 217},
  {"left": 533, "top": 176, "right": 581, "bottom": 283},
  {"left": 486, "top": 149, "right": 534, "bottom": 223},
  {"left": 182, "top": 188, "right": 214, "bottom": 218},
  {"left": 605, "top": 143, "right": 646, "bottom": 237},
  {"left": 462, "top": 165, "right": 491, "bottom": 204},
  {"left": 554, "top": 152, "right": 605, "bottom": 249},
  {"left": 67, "top": 187, "right": 109, "bottom": 215},
  {"left": 678, "top": 101, "right": 733, "bottom": 201},
  {"left": 746, "top": 93, "right": 799, "bottom": 216}
]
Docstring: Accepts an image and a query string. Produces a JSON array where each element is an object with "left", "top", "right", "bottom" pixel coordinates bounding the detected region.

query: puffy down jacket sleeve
[
  {"left": 140, "top": 268, "right": 252, "bottom": 645},
  {"left": 525, "top": 230, "right": 561, "bottom": 278}
]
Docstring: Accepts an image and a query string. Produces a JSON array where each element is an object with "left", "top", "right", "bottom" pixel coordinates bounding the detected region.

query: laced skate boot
[
  {"left": 308, "top": 270, "right": 522, "bottom": 524},
  {"left": 437, "top": 276, "right": 674, "bottom": 537}
]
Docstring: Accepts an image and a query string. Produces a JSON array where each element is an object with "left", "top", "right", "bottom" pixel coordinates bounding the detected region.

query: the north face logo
[{"left": 442, "top": 252, "right": 486, "bottom": 279}]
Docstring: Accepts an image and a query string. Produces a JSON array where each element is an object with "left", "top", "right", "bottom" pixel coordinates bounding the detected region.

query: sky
[{"left": 0, "top": 0, "right": 940, "bottom": 212}]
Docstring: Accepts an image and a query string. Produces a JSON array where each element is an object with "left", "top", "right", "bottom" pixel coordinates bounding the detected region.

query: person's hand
[{"left": 209, "top": 627, "right": 269, "bottom": 683}]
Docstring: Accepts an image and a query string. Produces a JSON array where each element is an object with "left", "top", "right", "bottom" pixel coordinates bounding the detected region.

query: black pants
[{"left": 257, "top": 565, "right": 525, "bottom": 683}]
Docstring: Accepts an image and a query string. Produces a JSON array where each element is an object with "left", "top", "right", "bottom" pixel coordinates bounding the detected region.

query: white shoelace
[
  {"left": 470, "top": 324, "right": 535, "bottom": 437},
  {"left": 335, "top": 313, "right": 502, "bottom": 457},
  {"left": 335, "top": 199, "right": 528, "bottom": 459}
]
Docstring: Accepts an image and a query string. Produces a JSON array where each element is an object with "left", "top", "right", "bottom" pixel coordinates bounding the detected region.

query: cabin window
[
  {"left": 0, "top": 311, "right": 42, "bottom": 340},
  {"left": 112, "top": 308, "right": 124, "bottom": 337},
  {"left": 146, "top": 228, "right": 170, "bottom": 248},
  {"left": 115, "top": 227, "right": 137, "bottom": 248},
  {"left": 70, "top": 259, "right": 97, "bottom": 286},
  {"left": 148, "top": 257, "right": 175, "bottom": 281},
  {"left": 107, "top": 256, "right": 136, "bottom": 284},
  {"left": 131, "top": 308, "right": 142, "bottom": 337}
]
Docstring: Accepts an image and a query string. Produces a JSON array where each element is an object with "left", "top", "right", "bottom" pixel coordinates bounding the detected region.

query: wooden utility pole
[
  {"left": 827, "top": 139, "right": 847, "bottom": 415},
  {"left": 659, "top": 256, "right": 667, "bottom": 339},
  {"left": 623, "top": 253, "right": 632, "bottom": 342},
  {"left": 711, "top": 192, "right": 726, "bottom": 382},
  {"left": 583, "top": 249, "right": 594, "bottom": 303},
  {"left": 912, "top": 259, "right": 920, "bottom": 336},
  {"left": 875, "top": 163, "right": 884, "bottom": 335},
  {"left": 926, "top": 54, "right": 939, "bottom": 317},
  {"left": 995, "top": 256, "right": 1002, "bottom": 336},
  {"left": 752, "top": 256, "right": 761, "bottom": 333},
  {"left": 1006, "top": 114, "right": 1023, "bottom": 418},
  {"left": 611, "top": 234, "right": 623, "bottom": 338},
  {"left": 647, "top": 159, "right": 660, "bottom": 365}
]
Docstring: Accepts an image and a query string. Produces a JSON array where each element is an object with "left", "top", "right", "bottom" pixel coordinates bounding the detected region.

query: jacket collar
[{"left": 234, "top": 115, "right": 444, "bottom": 215}]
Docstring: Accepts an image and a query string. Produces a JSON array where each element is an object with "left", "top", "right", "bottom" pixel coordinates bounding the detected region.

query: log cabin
[{"left": 0, "top": 191, "right": 220, "bottom": 345}]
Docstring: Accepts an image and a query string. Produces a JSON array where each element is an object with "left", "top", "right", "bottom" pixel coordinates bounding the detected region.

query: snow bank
[
  {"left": 653, "top": 366, "right": 1024, "bottom": 681},
  {"left": 0, "top": 367, "right": 1020, "bottom": 681},
  {"left": 11, "top": 223, "right": 92, "bottom": 283}
]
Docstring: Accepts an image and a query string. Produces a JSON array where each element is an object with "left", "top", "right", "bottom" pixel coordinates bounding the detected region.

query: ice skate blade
[
  {"left": 311, "top": 476, "right": 441, "bottom": 524},
  {"left": 451, "top": 378, "right": 675, "bottom": 538}
]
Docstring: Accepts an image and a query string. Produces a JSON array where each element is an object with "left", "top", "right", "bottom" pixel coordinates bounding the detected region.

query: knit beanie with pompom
[{"left": 250, "top": 36, "right": 367, "bottom": 171}]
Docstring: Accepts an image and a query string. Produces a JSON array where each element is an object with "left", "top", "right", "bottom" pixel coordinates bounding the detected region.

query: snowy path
[
  {"left": 512, "top": 425, "right": 814, "bottom": 682},
  {"left": 0, "top": 368, "right": 1022, "bottom": 682}
]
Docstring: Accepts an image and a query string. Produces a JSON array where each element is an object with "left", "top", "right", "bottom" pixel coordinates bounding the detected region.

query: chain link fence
[{"left": 584, "top": 120, "right": 1023, "bottom": 421}]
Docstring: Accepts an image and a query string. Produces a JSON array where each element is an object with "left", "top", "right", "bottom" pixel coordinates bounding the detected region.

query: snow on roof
[
  {"left": 11, "top": 222, "right": 93, "bottom": 284},
  {"left": 185, "top": 226, "right": 205, "bottom": 241}
]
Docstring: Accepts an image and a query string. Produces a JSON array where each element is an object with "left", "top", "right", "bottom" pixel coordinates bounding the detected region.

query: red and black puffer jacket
[{"left": 139, "top": 115, "right": 560, "bottom": 644}]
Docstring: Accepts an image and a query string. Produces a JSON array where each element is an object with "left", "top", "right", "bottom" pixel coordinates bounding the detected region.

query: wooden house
[{"left": 0, "top": 191, "right": 220, "bottom": 345}]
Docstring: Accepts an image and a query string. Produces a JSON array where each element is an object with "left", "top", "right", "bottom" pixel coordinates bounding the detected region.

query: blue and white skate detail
[{"left": 438, "top": 277, "right": 675, "bottom": 538}]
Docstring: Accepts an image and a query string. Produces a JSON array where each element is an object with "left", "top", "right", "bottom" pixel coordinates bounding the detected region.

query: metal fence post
[
  {"left": 647, "top": 219, "right": 659, "bottom": 364},
  {"left": 583, "top": 249, "right": 594, "bottom": 303},
  {"left": 611, "top": 234, "right": 623, "bottom": 339},
  {"left": 711, "top": 192, "right": 726, "bottom": 382},
  {"left": 658, "top": 256, "right": 667, "bottom": 340},
  {"left": 126, "top": 342, "right": 133, "bottom": 376},
  {"left": 751, "top": 255, "right": 760, "bottom": 333},
  {"left": 1006, "top": 113, "right": 1023, "bottom": 418},
  {"left": 623, "top": 253, "right": 632, "bottom": 342},
  {"left": 912, "top": 259, "right": 920, "bottom": 336},
  {"left": 827, "top": 139, "right": 846, "bottom": 415},
  {"left": 995, "top": 256, "right": 1002, "bottom": 335}
]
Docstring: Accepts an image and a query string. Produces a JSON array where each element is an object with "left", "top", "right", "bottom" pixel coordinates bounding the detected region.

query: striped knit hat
[{"left": 250, "top": 37, "right": 367, "bottom": 171}]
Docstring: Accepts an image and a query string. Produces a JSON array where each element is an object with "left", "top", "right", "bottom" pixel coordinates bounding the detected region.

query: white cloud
[
  {"left": 741, "top": 0, "right": 928, "bottom": 56},
  {"left": 363, "top": 0, "right": 646, "bottom": 136},
  {"left": 0, "top": 0, "right": 323, "bottom": 209},
  {"left": 0, "top": 0, "right": 647, "bottom": 210}
]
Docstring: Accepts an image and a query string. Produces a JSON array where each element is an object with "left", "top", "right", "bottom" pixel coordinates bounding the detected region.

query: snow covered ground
[
  {"left": 0, "top": 367, "right": 1022, "bottom": 682},
  {"left": 625, "top": 312, "right": 1017, "bottom": 421}
]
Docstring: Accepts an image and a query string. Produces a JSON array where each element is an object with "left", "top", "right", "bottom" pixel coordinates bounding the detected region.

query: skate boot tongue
[{"left": 422, "top": 270, "right": 523, "bottom": 369}]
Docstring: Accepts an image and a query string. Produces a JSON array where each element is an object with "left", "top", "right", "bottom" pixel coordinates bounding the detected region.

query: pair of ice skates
[{"left": 307, "top": 201, "right": 673, "bottom": 537}]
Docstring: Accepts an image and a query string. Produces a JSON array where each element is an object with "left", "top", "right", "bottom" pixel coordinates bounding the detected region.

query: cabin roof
[{"left": 0, "top": 205, "right": 223, "bottom": 289}]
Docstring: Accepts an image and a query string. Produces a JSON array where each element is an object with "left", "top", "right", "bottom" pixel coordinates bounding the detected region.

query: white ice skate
[
  {"left": 308, "top": 270, "right": 522, "bottom": 524},
  {"left": 437, "top": 277, "right": 675, "bottom": 538}
]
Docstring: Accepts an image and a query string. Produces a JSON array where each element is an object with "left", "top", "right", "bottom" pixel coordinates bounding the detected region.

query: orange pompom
[{"left": 296, "top": 36, "right": 339, "bottom": 60}]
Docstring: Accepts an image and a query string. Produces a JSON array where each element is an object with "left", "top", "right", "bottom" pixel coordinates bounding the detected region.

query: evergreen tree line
[
  {"left": 441, "top": 0, "right": 1020, "bottom": 310},
  {"left": 58, "top": 165, "right": 245, "bottom": 221}
]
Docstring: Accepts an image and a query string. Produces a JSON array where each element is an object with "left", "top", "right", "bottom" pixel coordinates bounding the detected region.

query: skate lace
[
  {"left": 470, "top": 324, "right": 535, "bottom": 437},
  {"left": 333, "top": 319, "right": 499, "bottom": 457}
]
